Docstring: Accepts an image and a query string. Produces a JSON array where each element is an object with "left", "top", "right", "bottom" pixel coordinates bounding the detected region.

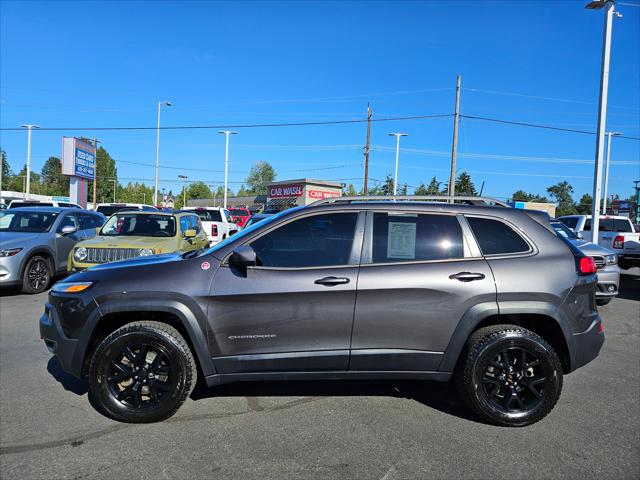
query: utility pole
[
  {"left": 0, "top": 150, "right": 4, "bottom": 196},
  {"left": 92, "top": 139, "right": 101, "bottom": 209},
  {"left": 218, "top": 130, "right": 238, "bottom": 209},
  {"left": 388, "top": 133, "right": 408, "bottom": 195},
  {"left": 21, "top": 124, "right": 40, "bottom": 200},
  {"left": 587, "top": 0, "right": 621, "bottom": 242},
  {"left": 179, "top": 175, "right": 188, "bottom": 207},
  {"left": 602, "top": 131, "right": 622, "bottom": 212},
  {"left": 363, "top": 104, "right": 372, "bottom": 195},
  {"left": 112, "top": 179, "right": 117, "bottom": 202},
  {"left": 154, "top": 100, "right": 172, "bottom": 206},
  {"left": 448, "top": 75, "right": 461, "bottom": 201}
]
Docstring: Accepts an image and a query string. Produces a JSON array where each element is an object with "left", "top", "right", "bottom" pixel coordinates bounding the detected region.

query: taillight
[
  {"left": 211, "top": 224, "right": 218, "bottom": 237},
  {"left": 613, "top": 235, "right": 624, "bottom": 249},
  {"left": 579, "top": 256, "right": 598, "bottom": 275}
]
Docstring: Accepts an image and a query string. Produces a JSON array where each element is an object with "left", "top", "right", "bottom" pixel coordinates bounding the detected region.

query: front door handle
[
  {"left": 314, "top": 276, "right": 350, "bottom": 286},
  {"left": 449, "top": 272, "right": 486, "bottom": 282}
]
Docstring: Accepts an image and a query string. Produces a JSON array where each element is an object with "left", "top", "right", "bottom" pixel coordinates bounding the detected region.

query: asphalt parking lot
[{"left": 0, "top": 270, "right": 638, "bottom": 480}]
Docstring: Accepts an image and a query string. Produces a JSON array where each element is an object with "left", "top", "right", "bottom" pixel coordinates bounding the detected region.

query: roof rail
[{"left": 310, "top": 195, "right": 511, "bottom": 208}]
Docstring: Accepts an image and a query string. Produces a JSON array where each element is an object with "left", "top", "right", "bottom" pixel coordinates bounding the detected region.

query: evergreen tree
[
  {"left": 40, "top": 156, "right": 69, "bottom": 197},
  {"left": 426, "top": 176, "right": 441, "bottom": 194},
  {"left": 455, "top": 171, "right": 477, "bottom": 196},
  {"left": 87, "top": 147, "right": 118, "bottom": 204}
]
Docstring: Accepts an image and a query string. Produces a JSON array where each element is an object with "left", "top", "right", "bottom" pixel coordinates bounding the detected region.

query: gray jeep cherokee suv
[{"left": 40, "top": 196, "right": 604, "bottom": 426}]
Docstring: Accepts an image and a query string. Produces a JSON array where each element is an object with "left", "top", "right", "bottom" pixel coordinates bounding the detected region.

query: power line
[
  {"left": 0, "top": 114, "right": 453, "bottom": 132},
  {"left": 461, "top": 115, "right": 640, "bottom": 140}
]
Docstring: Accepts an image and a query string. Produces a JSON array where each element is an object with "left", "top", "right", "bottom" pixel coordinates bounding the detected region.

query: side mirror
[
  {"left": 576, "top": 232, "right": 584, "bottom": 239},
  {"left": 184, "top": 229, "right": 197, "bottom": 238},
  {"left": 229, "top": 245, "right": 257, "bottom": 270},
  {"left": 60, "top": 225, "right": 78, "bottom": 235}
]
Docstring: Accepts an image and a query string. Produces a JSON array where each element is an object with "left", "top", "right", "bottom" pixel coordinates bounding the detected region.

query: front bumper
[
  {"left": 40, "top": 302, "right": 82, "bottom": 377},
  {"left": 595, "top": 268, "right": 620, "bottom": 298},
  {"left": 571, "top": 316, "right": 605, "bottom": 372},
  {"left": 0, "top": 255, "right": 24, "bottom": 286}
]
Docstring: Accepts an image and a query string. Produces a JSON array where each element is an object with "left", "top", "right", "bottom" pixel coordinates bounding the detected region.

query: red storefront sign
[
  {"left": 308, "top": 189, "right": 341, "bottom": 199},
  {"left": 268, "top": 184, "right": 304, "bottom": 198}
]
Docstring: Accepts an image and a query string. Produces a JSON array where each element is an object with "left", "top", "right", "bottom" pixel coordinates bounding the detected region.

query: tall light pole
[
  {"left": 388, "top": 133, "right": 408, "bottom": 195},
  {"left": 20, "top": 124, "right": 40, "bottom": 199},
  {"left": 178, "top": 175, "right": 188, "bottom": 207},
  {"left": 218, "top": 130, "right": 238, "bottom": 208},
  {"left": 154, "top": 100, "right": 172, "bottom": 206},
  {"left": 586, "top": 0, "right": 621, "bottom": 242},
  {"left": 603, "top": 131, "right": 622, "bottom": 212},
  {"left": 92, "top": 138, "right": 101, "bottom": 209}
]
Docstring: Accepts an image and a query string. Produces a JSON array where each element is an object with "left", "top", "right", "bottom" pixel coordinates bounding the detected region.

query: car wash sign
[
  {"left": 269, "top": 184, "right": 304, "bottom": 198},
  {"left": 62, "top": 137, "right": 96, "bottom": 180}
]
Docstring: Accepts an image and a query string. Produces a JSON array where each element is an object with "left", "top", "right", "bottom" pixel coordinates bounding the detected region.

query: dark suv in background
[{"left": 40, "top": 196, "right": 604, "bottom": 426}]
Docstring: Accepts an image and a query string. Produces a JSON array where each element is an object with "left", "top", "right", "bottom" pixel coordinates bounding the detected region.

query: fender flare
[
  {"left": 76, "top": 294, "right": 216, "bottom": 377},
  {"left": 438, "top": 301, "right": 575, "bottom": 373}
]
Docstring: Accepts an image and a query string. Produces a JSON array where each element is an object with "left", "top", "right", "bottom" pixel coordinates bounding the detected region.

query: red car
[{"left": 229, "top": 207, "right": 251, "bottom": 228}]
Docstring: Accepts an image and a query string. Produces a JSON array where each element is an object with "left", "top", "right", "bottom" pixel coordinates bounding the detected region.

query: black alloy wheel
[
  {"left": 22, "top": 256, "right": 51, "bottom": 294},
  {"left": 457, "top": 325, "right": 563, "bottom": 427},
  {"left": 89, "top": 321, "right": 196, "bottom": 423}
]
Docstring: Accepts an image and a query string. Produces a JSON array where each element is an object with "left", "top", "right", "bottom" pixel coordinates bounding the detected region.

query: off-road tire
[
  {"left": 21, "top": 255, "right": 51, "bottom": 294},
  {"left": 89, "top": 321, "right": 197, "bottom": 423},
  {"left": 456, "top": 324, "right": 563, "bottom": 427}
]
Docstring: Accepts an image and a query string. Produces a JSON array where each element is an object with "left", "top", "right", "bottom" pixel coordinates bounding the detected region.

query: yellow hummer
[{"left": 68, "top": 211, "right": 209, "bottom": 271}]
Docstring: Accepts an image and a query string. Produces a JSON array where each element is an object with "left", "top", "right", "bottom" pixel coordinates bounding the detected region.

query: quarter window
[
  {"left": 467, "top": 217, "right": 530, "bottom": 255},
  {"left": 250, "top": 212, "right": 358, "bottom": 268},
  {"left": 371, "top": 212, "right": 464, "bottom": 263}
]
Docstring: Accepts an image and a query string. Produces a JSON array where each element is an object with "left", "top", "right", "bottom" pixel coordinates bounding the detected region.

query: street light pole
[
  {"left": 154, "top": 100, "right": 172, "bottom": 206},
  {"left": 179, "top": 175, "right": 188, "bottom": 208},
  {"left": 20, "top": 124, "right": 40, "bottom": 199},
  {"left": 603, "top": 131, "right": 622, "bottom": 212},
  {"left": 218, "top": 130, "right": 238, "bottom": 209},
  {"left": 92, "top": 138, "right": 101, "bottom": 209},
  {"left": 388, "top": 133, "right": 408, "bottom": 195},
  {"left": 586, "top": 0, "right": 621, "bottom": 243}
]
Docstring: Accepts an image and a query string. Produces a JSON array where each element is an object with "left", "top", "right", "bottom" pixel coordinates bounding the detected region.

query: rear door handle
[
  {"left": 314, "top": 276, "right": 350, "bottom": 286},
  {"left": 449, "top": 272, "right": 486, "bottom": 282}
]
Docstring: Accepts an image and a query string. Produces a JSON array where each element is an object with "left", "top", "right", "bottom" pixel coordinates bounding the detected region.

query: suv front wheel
[
  {"left": 89, "top": 321, "right": 197, "bottom": 423},
  {"left": 456, "top": 325, "right": 563, "bottom": 427}
]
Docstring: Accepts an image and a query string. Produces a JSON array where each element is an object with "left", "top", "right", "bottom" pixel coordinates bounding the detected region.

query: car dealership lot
[{"left": 1, "top": 270, "right": 639, "bottom": 480}]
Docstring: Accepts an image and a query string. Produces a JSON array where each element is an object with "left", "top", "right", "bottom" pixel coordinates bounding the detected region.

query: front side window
[
  {"left": 100, "top": 214, "right": 176, "bottom": 237},
  {"left": 372, "top": 212, "right": 464, "bottom": 263},
  {"left": 250, "top": 212, "right": 358, "bottom": 268},
  {"left": 467, "top": 217, "right": 530, "bottom": 255}
]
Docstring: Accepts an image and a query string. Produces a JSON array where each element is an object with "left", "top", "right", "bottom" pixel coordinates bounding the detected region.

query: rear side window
[
  {"left": 372, "top": 212, "right": 463, "bottom": 263},
  {"left": 467, "top": 217, "right": 530, "bottom": 255}
]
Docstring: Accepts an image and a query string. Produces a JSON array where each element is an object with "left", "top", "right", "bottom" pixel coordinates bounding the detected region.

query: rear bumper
[{"left": 571, "top": 317, "right": 605, "bottom": 372}]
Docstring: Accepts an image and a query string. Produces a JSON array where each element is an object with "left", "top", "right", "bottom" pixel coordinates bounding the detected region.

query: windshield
[
  {"left": 0, "top": 211, "right": 58, "bottom": 232},
  {"left": 200, "top": 207, "right": 303, "bottom": 256},
  {"left": 229, "top": 209, "right": 249, "bottom": 216},
  {"left": 97, "top": 205, "right": 140, "bottom": 216},
  {"left": 100, "top": 213, "right": 176, "bottom": 237},
  {"left": 551, "top": 222, "right": 578, "bottom": 240}
]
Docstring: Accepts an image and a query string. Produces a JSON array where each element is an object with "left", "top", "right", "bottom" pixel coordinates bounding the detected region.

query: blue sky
[{"left": 1, "top": 0, "right": 639, "bottom": 201}]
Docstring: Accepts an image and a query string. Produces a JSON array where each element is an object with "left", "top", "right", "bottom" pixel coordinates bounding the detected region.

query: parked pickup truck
[
  {"left": 181, "top": 207, "right": 238, "bottom": 245},
  {"left": 557, "top": 215, "right": 640, "bottom": 269}
]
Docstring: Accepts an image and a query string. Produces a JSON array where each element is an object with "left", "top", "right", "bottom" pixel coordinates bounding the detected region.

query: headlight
[
  {"left": 74, "top": 247, "right": 87, "bottom": 261},
  {"left": 51, "top": 282, "right": 93, "bottom": 294},
  {"left": 605, "top": 254, "right": 617, "bottom": 265},
  {"left": 139, "top": 248, "right": 155, "bottom": 257},
  {"left": 0, "top": 248, "right": 23, "bottom": 257}
]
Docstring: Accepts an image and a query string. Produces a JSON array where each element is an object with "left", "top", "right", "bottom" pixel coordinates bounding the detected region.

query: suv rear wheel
[
  {"left": 89, "top": 321, "right": 196, "bottom": 423},
  {"left": 456, "top": 325, "right": 563, "bottom": 427}
]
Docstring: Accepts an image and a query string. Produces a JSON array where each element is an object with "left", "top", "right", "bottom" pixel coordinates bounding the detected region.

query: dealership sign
[
  {"left": 269, "top": 184, "right": 304, "bottom": 198},
  {"left": 308, "top": 189, "right": 341, "bottom": 200},
  {"left": 62, "top": 137, "right": 96, "bottom": 180}
]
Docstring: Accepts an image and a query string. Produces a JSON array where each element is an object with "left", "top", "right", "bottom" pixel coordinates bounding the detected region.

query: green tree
[
  {"left": 187, "top": 182, "right": 212, "bottom": 200},
  {"left": 455, "top": 171, "right": 477, "bottom": 196},
  {"left": 426, "top": 176, "right": 441, "bottom": 195},
  {"left": 236, "top": 185, "right": 249, "bottom": 197},
  {"left": 399, "top": 183, "right": 408, "bottom": 195},
  {"left": 510, "top": 190, "right": 549, "bottom": 203},
  {"left": 1, "top": 150, "right": 11, "bottom": 191},
  {"left": 87, "top": 146, "right": 118, "bottom": 204},
  {"left": 576, "top": 193, "right": 592, "bottom": 214},
  {"left": 414, "top": 182, "right": 428, "bottom": 195},
  {"left": 547, "top": 181, "right": 577, "bottom": 216},
  {"left": 40, "top": 156, "right": 69, "bottom": 197},
  {"left": 343, "top": 183, "right": 357, "bottom": 196},
  {"left": 246, "top": 161, "right": 276, "bottom": 194}
]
